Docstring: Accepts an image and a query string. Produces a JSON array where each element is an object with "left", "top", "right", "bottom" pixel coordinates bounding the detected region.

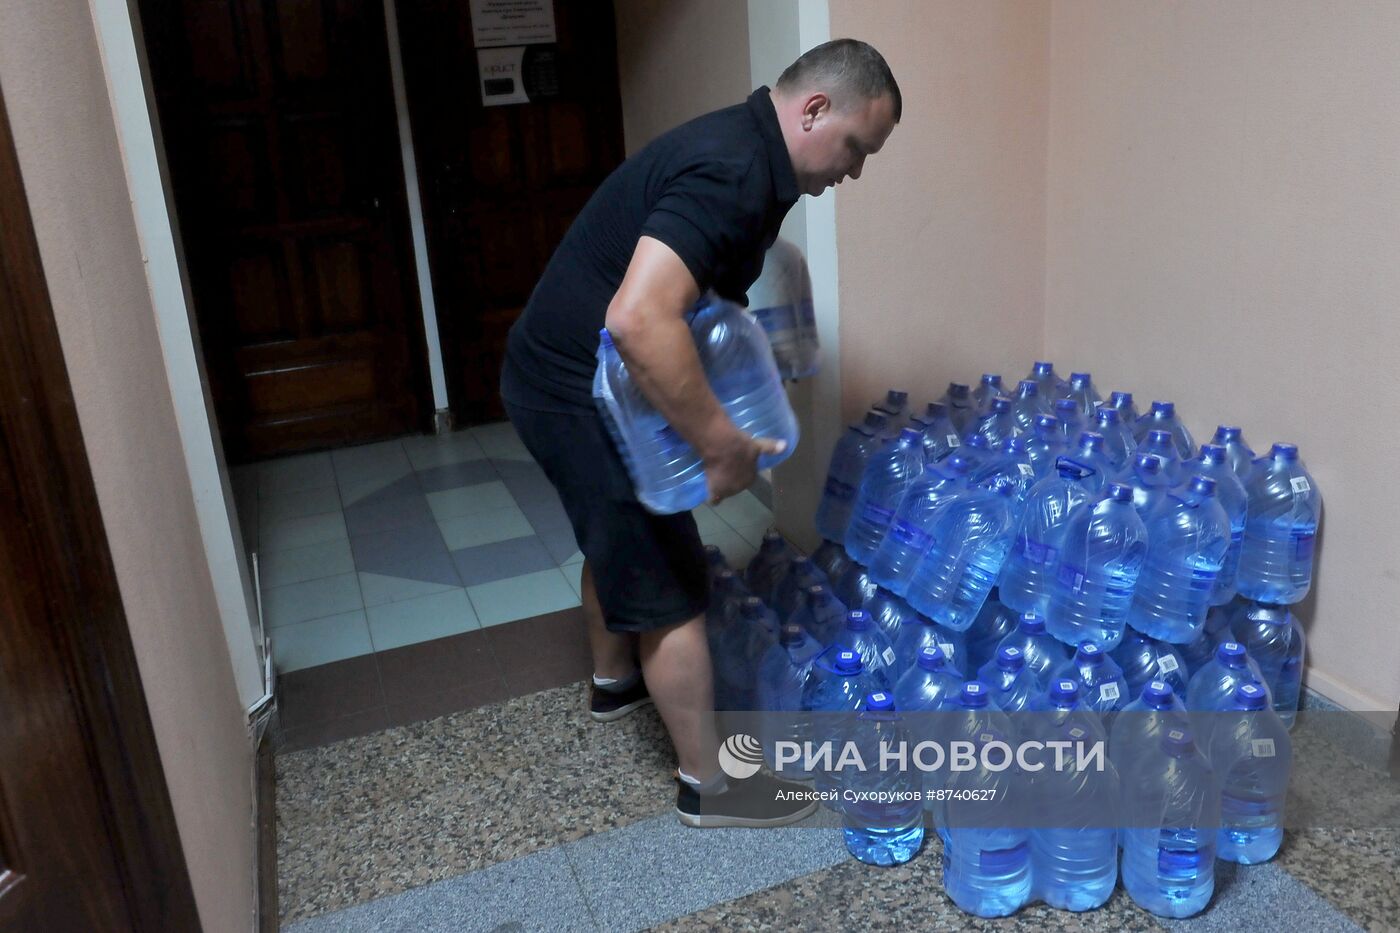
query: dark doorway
[
  {"left": 137, "top": 0, "right": 432, "bottom": 461},
  {"left": 0, "top": 86, "right": 199, "bottom": 931},
  {"left": 395, "top": 0, "right": 626, "bottom": 424}
]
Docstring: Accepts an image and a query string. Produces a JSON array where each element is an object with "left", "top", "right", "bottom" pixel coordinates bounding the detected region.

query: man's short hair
[{"left": 776, "top": 39, "right": 902, "bottom": 123}]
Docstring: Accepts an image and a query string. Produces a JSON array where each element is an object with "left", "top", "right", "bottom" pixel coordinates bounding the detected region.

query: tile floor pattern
[{"left": 231, "top": 423, "right": 775, "bottom": 748}]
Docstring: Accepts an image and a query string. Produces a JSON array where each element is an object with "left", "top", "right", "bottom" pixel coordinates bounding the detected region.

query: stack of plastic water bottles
[{"left": 705, "top": 361, "right": 1321, "bottom": 920}]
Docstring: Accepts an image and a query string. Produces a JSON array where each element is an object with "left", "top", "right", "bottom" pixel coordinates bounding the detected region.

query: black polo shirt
[{"left": 501, "top": 86, "right": 801, "bottom": 414}]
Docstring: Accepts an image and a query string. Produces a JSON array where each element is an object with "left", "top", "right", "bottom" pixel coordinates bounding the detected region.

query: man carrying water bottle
[{"left": 501, "top": 39, "right": 900, "bottom": 827}]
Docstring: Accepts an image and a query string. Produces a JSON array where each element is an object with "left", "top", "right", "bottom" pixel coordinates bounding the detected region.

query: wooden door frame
[{"left": 0, "top": 83, "right": 200, "bottom": 929}]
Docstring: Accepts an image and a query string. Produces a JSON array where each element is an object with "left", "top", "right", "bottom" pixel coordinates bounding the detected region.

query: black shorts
[{"left": 504, "top": 401, "right": 709, "bottom": 633}]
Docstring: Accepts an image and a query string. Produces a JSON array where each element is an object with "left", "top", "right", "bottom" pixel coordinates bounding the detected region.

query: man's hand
[{"left": 702, "top": 431, "right": 787, "bottom": 505}]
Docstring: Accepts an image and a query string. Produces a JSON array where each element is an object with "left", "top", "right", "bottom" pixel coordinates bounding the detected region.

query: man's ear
[{"left": 800, "top": 93, "right": 831, "bottom": 131}]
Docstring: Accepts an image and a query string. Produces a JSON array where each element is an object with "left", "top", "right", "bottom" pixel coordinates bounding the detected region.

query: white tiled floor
[{"left": 235, "top": 422, "right": 778, "bottom": 673}]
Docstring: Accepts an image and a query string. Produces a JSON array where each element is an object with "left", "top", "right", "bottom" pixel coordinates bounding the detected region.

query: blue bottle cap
[
  {"left": 778, "top": 623, "right": 807, "bottom": 647},
  {"left": 1147, "top": 429, "right": 1174, "bottom": 447},
  {"left": 1152, "top": 401, "right": 1176, "bottom": 417},
  {"left": 1077, "top": 431, "right": 1105, "bottom": 451},
  {"left": 1272, "top": 442, "right": 1300, "bottom": 461},
  {"left": 846, "top": 609, "right": 871, "bottom": 631},
  {"left": 1002, "top": 437, "right": 1028, "bottom": 455},
  {"left": 1019, "top": 612, "right": 1046, "bottom": 635},
  {"left": 1033, "top": 361, "right": 1054, "bottom": 374},
  {"left": 944, "top": 453, "right": 973, "bottom": 474},
  {"left": 1200, "top": 443, "right": 1227, "bottom": 462},
  {"left": 948, "top": 382, "right": 970, "bottom": 398},
  {"left": 865, "top": 691, "right": 896, "bottom": 712},
  {"left": 1054, "top": 399, "right": 1078, "bottom": 413},
  {"left": 1233, "top": 682, "right": 1269, "bottom": 711},
  {"left": 1076, "top": 642, "right": 1105, "bottom": 665},
  {"left": 1035, "top": 414, "right": 1060, "bottom": 431},
  {"left": 1189, "top": 475, "right": 1217, "bottom": 497},
  {"left": 1215, "top": 425, "right": 1241, "bottom": 441},
  {"left": 1162, "top": 727, "right": 1196, "bottom": 757},
  {"left": 960, "top": 681, "right": 990, "bottom": 708},
  {"left": 981, "top": 374, "right": 1002, "bottom": 387},
  {"left": 1141, "top": 680, "right": 1176, "bottom": 710},
  {"left": 997, "top": 646, "right": 1025, "bottom": 672},
  {"left": 917, "top": 645, "right": 948, "bottom": 671},
  {"left": 1049, "top": 679, "right": 1081, "bottom": 705},
  {"left": 1135, "top": 454, "right": 1164, "bottom": 475},
  {"left": 1070, "top": 372, "right": 1091, "bottom": 384},
  {"left": 864, "top": 411, "right": 890, "bottom": 431},
  {"left": 1217, "top": 641, "right": 1248, "bottom": 668},
  {"left": 1111, "top": 391, "right": 1133, "bottom": 405},
  {"left": 991, "top": 396, "right": 1011, "bottom": 412},
  {"left": 1095, "top": 407, "right": 1120, "bottom": 425},
  {"left": 1106, "top": 482, "right": 1134, "bottom": 503},
  {"left": 898, "top": 427, "right": 923, "bottom": 445},
  {"left": 833, "top": 649, "right": 862, "bottom": 675},
  {"left": 598, "top": 328, "right": 614, "bottom": 348},
  {"left": 886, "top": 390, "right": 909, "bottom": 406},
  {"left": 1018, "top": 380, "right": 1039, "bottom": 395}
]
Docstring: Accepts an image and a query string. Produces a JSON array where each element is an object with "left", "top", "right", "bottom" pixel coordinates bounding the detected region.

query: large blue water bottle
[
  {"left": 713, "top": 597, "right": 778, "bottom": 711},
  {"left": 971, "top": 437, "right": 1036, "bottom": 502},
  {"left": 1120, "top": 727, "right": 1218, "bottom": 918},
  {"left": 788, "top": 583, "right": 847, "bottom": 647},
  {"left": 746, "top": 530, "right": 797, "bottom": 605},
  {"left": 771, "top": 556, "right": 827, "bottom": 623},
  {"left": 1185, "top": 641, "right": 1268, "bottom": 747},
  {"left": 1182, "top": 444, "right": 1249, "bottom": 606},
  {"left": 690, "top": 298, "right": 799, "bottom": 470},
  {"left": 755, "top": 622, "right": 824, "bottom": 776},
  {"left": 972, "top": 374, "right": 1005, "bottom": 415},
  {"left": 801, "top": 649, "right": 882, "bottom": 797},
  {"left": 1109, "top": 681, "right": 1190, "bottom": 800},
  {"left": 1139, "top": 430, "right": 1185, "bottom": 485},
  {"left": 965, "top": 396, "right": 1016, "bottom": 446},
  {"left": 1231, "top": 602, "right": 1306, "bottom": 728},
  {"left": 1009, "top": 380, "right": 1048, "bottom": 436},
  {"left": 910, "top": 402, "right": 962, "bottom": 463},
  {"left": 1180, "top": 605, "right": 1233, "bottom": 679},
  {"left": 1207, "top": 682, "right": 1292, "bottom": 864},
  {"left": 810, "top": 538, "right": 854, "bottom": 584},
  {"left": 1236, "top": 443, "right": 1322, "bottom": 605},
  {"left": 965, "top": 592, "right": 1020, "bottom": 673},
  {"left": 826, "top": 610, "right": 898, "bottom": 689},
  {"left": 1024, "top": 414, "right": 1066, "bottom": 481},
  {"left": 815, "top": 419, "right": 887, "bottom": 543},
  {"left": 707, "top": 570, "right": 750, "bottom": 635},
  {"left": 976, "top": 646, "right": 1037, "bottom": 712},
  {"left": 906, "top": 485, "right": 1019, "bottom": 630},
  {"left": 1053, "top": 399, "right": 1085, "bottom": 445},
  {"left": 893, "top": 613, "right": 970, "bottom": 679},
  {"left": 1062, "top": 372, "right": 1101, "bottom": 418},
  {"left": 1121, "top": 451, "right": 1173, "bottom": 517},
  {"left": 1064, "top": 432, "right": 1114, "bottom": 489},
  {"left": 833, "top": 560, "right": 878, "bottom": 611},
  {"left": 869, "top": 454, "right": 973, "bottom": 595},
  {"left": 871, "top": 389, "right": 910, "bottom": 426},
  {"left": 1134, "top": 400, "right": 1194, "bottom": 457},
  {"left": 1028, "top": 360, "right": 1068, "bottom": 399},
  {"left": 940, "top": 382, "right": 975, "bottom": 433},
  {"left": 1052, "top": 642, "right": 1129, "bottom": 713},
  {"left": 893, "top": 645, "right": 963, "bottom": 717},
  {"left": 1046, "top": 482, "right": 1148, "bottom": 651},
  {"left": 1127, "top": 476, "right": 1231, "bottom": 644},
  {"left": 1092, "top": 407, "right": 1137, "bottom": 471},
  {"left": 941, "top": 684, "right": 1031, "bottom": 918},
  {"left": 1107, "top": 390, "right": 1140, "bottom": 425},
  {"left": 998, "top": 459, "right": 1097, "bottom": 617},
  {"left": 841, "top": 692, "right": 925, "bottom": 865},
  {"left": 1211, "top": 425, "right": 1257, "bottom": 483},
  {"left": 747, "top": 238, "right": 811, "bottom": 380},
  {"left": 995, "top": 612, "right": 1068, "bottom": 691},
  {"left": 1029, "top": 709, "right": 1119, "bottom": 912},
  {"left": 593, "top": 329, "right": 705, "bottom": 512},
  {"left": 845, "top": 428, "right": 926, "bottom": 563},
  {"left": 1112, "top": 630, "right": 1189, "bottom": 699},
  {"left": 862, "top": 588, "right": 920, "bottom": 653}
]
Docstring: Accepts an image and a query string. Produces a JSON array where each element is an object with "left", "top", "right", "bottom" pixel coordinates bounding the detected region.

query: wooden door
[
  {"left": 396, "top": 0, "right": 626, "bottom": 424},
  {"left": 0, "top": 87, "right": 199, "bottom": 931},
  {"left": 138, "top": 0, "right": 430, "bottom": 460}
]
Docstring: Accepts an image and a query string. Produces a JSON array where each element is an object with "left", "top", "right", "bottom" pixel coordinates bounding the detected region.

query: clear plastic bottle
[
  {"left": 1024, "top": 414, "right": 1067, "bottom": 482},
  {"left": 905, "top": 485, "right": 1020, "bottom": 630},
  {"left": 1211, "top": 425, "right": 1257, "bottom": 484},
  {"left": 1028, "top": 360, "right": 1068, "bottom": 400},
  {"left": 1106, "top": 390, "right": 1140, "bottom": 425},
  {"left": 1062, "top": 372, "right": 1102, "bottom": 418},
  {"left": 815, "top": 420, "right": 887, "bottom": 543},
  {"left": 998, "top": 460, "right": 1098, "bottom": 617},
  {"left": 893, "top": 613, "right": 971, "bottom": 680},
  {"left": 840, "top": 692, "right": 926, "bottom": 865},
  {"left": 970, "top": 437, "right": 1036, "bottom": 503},
  {"left": 810, "top": 538, "right": 854, "bottom": 585},
  {"left": 976, "top": 646, "right": 1038, "bottom": 713},
  {"left": 965, "top": 396, "right": 1016, "bottom": 447},
  {"left": 755, "top": 622, "right": 824, "bottom": 777},
  {"left": 1207, "top": 682, "right": 1292, "bottom": 864},
  {"left": 1110, "top": 680, "right": 1191, "bottom": 800},
  {"left": 771, "top": 556, "right": 828, "bottom": 624},
  {"left": 801, "top": 649, "right": 883, "bottom": 798},
  {"left": 1185, "top": 640, "right": 1269, "bottom": 748},
  {"left": 746, "top": 238, "right": 809, "bottom": 381},
  {"left": 745, "top": 530, "right": 798, "bottom": 605},
  {"left": 844, "top": 428, "right": 926, "bottom": 564},
  {"left": 1092, "top": 406, "right": 1137, "bottom": 472},
  {"left": 1121, "top": 451, "right": 1174, "bottom": 518},
  {"left": 1231, "top": 602, "right": 1306, "bottom": 728},
  {"left": 910, "top": 401, "right": 962, "bottom": 463},
  {"left": 965, "top": 590, "right": 1021, "bottom": 674},
  {"left": 940, "top": 382, "right": 975, "bottom": 433},
  {"left": 1053, "top": 398, "right": 1085, "bottom": 445},
  {"left": 1111, "top": 630, "right": 1189, "bottom": 700},
  {"left": 1127, "top": 476, "right": 1231, "bottom": 644},
  {"left": 787, "top": 583, "right": 847, "bottom": 647},
  {"left": 871, "top": 389, "right": 910, "bottom": 425},
  {"left": 1046, "top": 482, "right": 1148, "bottom": 651},
  {"left": 825, "top": 609, "right": 898, "bottom": 690},
  {"left": 893, "top": 645, "right": 963, "bottom": 718},
  {"left": 1009, "top": 380, "right": 1049, "bottom": 436},
  {"left": 869, "top": 453, "right": 972, "bottom": 596},
  {"left": 972, "top": 373, "right": 1006, "bottom": 415},
  {"left": 994, "top": 612, "right": 1069, "bottom": 692},
  {"left": 1051, "top": 642, "right": 1129, "bottom": 713},
  {"left": 1139, "top": 430, "right": 1185, "bottom": 485},
  {"left": 833, "top": 560, "right": 879, "bottom": 612},
  {"left": 1063, "top": 432, "right": 1114, "bottom": 490},
  {"left": 1181, "top": 444, "right": 1249, "bottom": 605},
  {"left": 1236, "top": 443, "right": 1322, "bottom": 605},
  {"left": 1133, "top": 400, "right": 1194, "bottom": 457},
  {"left": 712, "top": 597, "right": 778, "bottom": 711},
  {"left": 862, "top": 588, "right": 920, "bottom": 656}
]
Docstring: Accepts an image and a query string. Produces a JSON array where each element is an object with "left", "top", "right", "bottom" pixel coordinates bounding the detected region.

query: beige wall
[
  {"left": 1044, "top": 0, "right": 1400, "bottom": 710},
  {"left": 614, "top": 0, "right": 752, "bottom": 154},
  {"left": 0, "top": 0, "right": 255, "bottom": 929},
  {"left": 828, "top": 0, "right": 1050, "bottom": 424}
]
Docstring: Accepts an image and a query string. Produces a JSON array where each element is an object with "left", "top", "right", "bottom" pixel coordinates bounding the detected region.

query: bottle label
[
  {"left": 1290, "top": 476, "right": 1311, "bottom": 494},
  {"left": 1252, "top": 738, "right": 1277, "bottom": 758},
  {"left": 1056, "top": 563, "right": 1087, "bottom": 594},
  {"left": 1018, "top": 463, "right": 1035, "bottom": 478},
  {"left": 1157, "top": 655, "right": 1180, "bottom": 674},
  {"left": 1099, "top": 682, "right": 1121, "bottom": 703},
  {"left": 824, "top": 477, "right": 856, "bottom": 501},
  {"left": 881, "top": 646, "right": 898, "bottom": 668},
  {"left": 890, "top": 520, "right": 932, "bottom": 551},
  {"left": 938, "top": 642, "right": 956, "bottom": 660},
  {"left": 1294, "top": 532, "right": 1316, "bottom": 562},
  {"left": 1023, "top": 539, "right": 1057, "bottom": 566},
  {"left": 947, "top": 434, "right": 961, "bottom": 448}
]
